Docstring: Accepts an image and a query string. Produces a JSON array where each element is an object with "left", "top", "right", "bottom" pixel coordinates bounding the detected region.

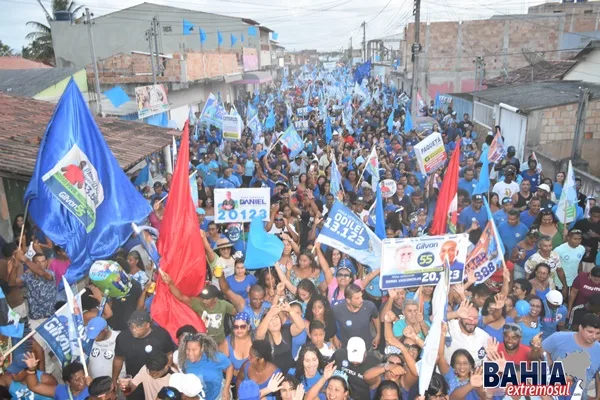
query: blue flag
[
  {"left": 316, "top": 201, "right": 382, "bottom": 270},
  {"left": 133, "top": 161, "right": 151, "bottom": 187},
  {"left": 473, "top": 148, "right": 490, "bottom": 196},
  {"left": 330, "top": 157, "right": 342, "bottom": 198},
  {"left": 199, "top": 28, "right": 207, "bottom": 44},
  {"left": 248, "top": 26, "right": 258, "bottom": 36},
  {"left": 265, "top": 108, "right": 275, "bottom": 131},
  {"left": 404, "top": 108, "right": 414, "bottom": 132},
  {"left": 280, "top": 125, "right": 304, "bottom": 158},
  {"left": 245, "top": 216, "right": 284, "bottom": 270},
  {"left": 387, "top": 111, "right": 394, "bottom": 133},
  {"left": 103, "top": 86, "right": 129, "bottom": 108},
  {"left": 353, "top": 60, "right": 371, "bottom": 84},
  {"left": 230, "top": 33, "right": 237, "bottom": 47},
  {"left": 434, "top": 92, "right": 441, "bottom": 110},
  {"left": 217, "top": 30, "right": 223, "bottom": 46},
  {"left": 325, "top": 115, "right": 333, "bottom": 144},
  {"left": 375, "top": 184, "right": 385, "bottom": 240},
  {"left": 272, "top": 32, "right": 279, "bottom": 40},
  {"left": 24, "top": 79, "right": 151, "bottom": 284},
  {"left": 183, "top": 19, "right": 194, "bottom": 35},
  {"left": 0, "top": 287, "right": 24, "bottom": 338}
]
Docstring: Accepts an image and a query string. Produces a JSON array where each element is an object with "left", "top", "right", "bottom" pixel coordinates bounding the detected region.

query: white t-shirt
[
  {"left": 444, "top": 319, "right": 490, "bottom": 368},
  {"left": 89, "top": 330, "right": 125, "bottom": 379},
  {"left": 268, "top": 224, "right": 298, "bottom": 236},
  {"left": 493, "top": 181, "right": 520, "bottom": 201}
]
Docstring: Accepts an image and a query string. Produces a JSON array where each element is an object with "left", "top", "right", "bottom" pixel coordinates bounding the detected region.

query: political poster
[
  {"left": 380, "top": 234, "right": 469, "bottom": 289},
  {"left": 316, "top": 201, "right": 381, "bottom": 270},
  {"left": 380, "top": 179, "right": 397, "bottom": 198},
  {"left": 36, "top": 290, "right": 93, "bottom": 368},
  {"left": 488, "top": 132, "right": 506, "bottom": 163},
  {"left": 199, "top": 93, "right": 227, "bottom": 128},
  {"left": 222, "top": 114, "right": 241, "bottom": 141},
  {"left": 465, "top": 221, "right": 503, "bottom": 285},
  {"left": 297, "top": 107, "right": 310, "bottom": 116},
  {"left": 323, "top": 61, "right": 337, "bottom": 71},
  {"left": 135, "top": 84, "right": 169, "bottom": 119},
  {"left": 295, "top": 120, "right": 309, "bottom": 131},
  {"left": 215, "top": 188, "right": 270, "bottom": 223},
  {"left": 414, "top": 132, "right": 447, "bottom": 175}
]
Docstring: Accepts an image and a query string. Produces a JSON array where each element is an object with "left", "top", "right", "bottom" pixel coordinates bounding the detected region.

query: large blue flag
[
  {"left": 265, "top": 108, "right": 275, "bottom": 131},
  {"left": 330, "top": 157, "right": 342, "bottom": 198},
  {"left": 280, "top": 125, "right": 304, "bottom": 158},
  {"left": 316, "top": 201, "right": 382, "bottom": 270},
  {"left": 245, "top": 216, "right": 284, "bottom": 270},
  {"left": 404, "top": 108, "right": 414, "bottom": 132},
  {"left": 375, "top": 184, "right": 385, "bottom": 240},
  {"left": 24, "top": 79, "right": 151, "bottom": 284},
  {"left": 473, "top": 148, "right": 490, "bottom": 195},
  {"left": 354, "top": 60, "right": 371, "bottom": 84},
  {"left": 325, "top": 115, "right": 333, "bottom": 144},
  {"left": 387, "top": 111, "right": 394, "bottom": 133}
]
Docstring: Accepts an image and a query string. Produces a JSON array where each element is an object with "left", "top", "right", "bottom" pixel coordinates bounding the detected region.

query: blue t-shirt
[
  {"left": 288, "top": 368, "right": 325, "bottom": 400},
  {"left": 493, "top": 209, "right": 510, "bottom": 227},
  {"left": 216, "top": 175, "right": 241, "bottom": 189},
  {"left": 521, "top": 170, "right": 541, "bottom": 192},
  {"left": 225, "top": 274, "right": 257, "bottom": 300},
  {"left": 197, "top": 161, "right": 219, "bottom": 186},
  {"left": 54, "top": 385, "right": 89, "bottom": 400},
  {"left": 542, "top": 332, "right": 600, "bottom": 398},
  {"left": 497, "top": 222, "right": 529, "bottom": 255},
  {"left": 184, "top": 352, "right": 232, "bottom": 400},
  {"left": 458, "top": 206, "right": 488, "bottom": 229},
  {"left": 541, "top": 303, "right": 568, "bottom": 339},
  {"left": 444, "top": 367, "right": 480, "bottom": 400},
  {"left": 458, "top": 178, "right": 478, "bottom": 196},
  {"left": 519, "top": 210, "right": 538, "bottom": 228},
  {"left": 10, "top": 371, "right": 53, "bottom": 400}
]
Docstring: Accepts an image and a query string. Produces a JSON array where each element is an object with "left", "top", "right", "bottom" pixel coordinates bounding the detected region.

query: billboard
[
  {"left": 134, "top": 84, "right": 169, "bottom": 119},
  {"left": 243, "top": 48, "right": 259, "bottom": 71}
]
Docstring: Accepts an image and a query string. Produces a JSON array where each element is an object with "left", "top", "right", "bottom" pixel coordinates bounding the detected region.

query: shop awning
[{"left": 231, "top": 71, "right": 273, "bottom": 85}]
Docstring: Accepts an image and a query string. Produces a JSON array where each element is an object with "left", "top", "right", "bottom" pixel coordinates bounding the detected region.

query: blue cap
[
  {"left": 87, "top": 316, "right": 108, "bottom": 340},
  {"left": 196, "top": 208, "right": 206, "bottom": 215},
  {"left": 384, "top": 204, "right": 399, "bottom": 212},
  {"left": 337, "top": 259, "right": 356, "bottom": 275},
  {"left": 238, "top": 381, "right": 260, "bottom": 400}
]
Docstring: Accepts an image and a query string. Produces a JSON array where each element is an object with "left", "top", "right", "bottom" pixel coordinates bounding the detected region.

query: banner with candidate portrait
[
  {"left": 414, "top": 132, "right": 447, "bottom": 175},
  {"left": 380, "top": 234, "right": 469, "bottom": 289},
  {"left": 199, "top": 93, "right": 227, "bottom": 128},
  {"left": 214, "top": 188, "right": 270, "bottom": 223},
  {"left": 464, "top": 221, "right": 503, "bottom": 285}
]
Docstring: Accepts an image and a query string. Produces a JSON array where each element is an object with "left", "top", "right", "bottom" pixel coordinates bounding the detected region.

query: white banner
[
  {"left": 380, "top": 234, "right": 469, "bottom": 289},
  {"left": 214, "top": 188, "right": 270, "bottom": 223},
  {"left": 414, "top": 132, "right": 447, "bottom": 175},
  {"left": 222, "top": 114, "right": 241, "bottom": 141}
]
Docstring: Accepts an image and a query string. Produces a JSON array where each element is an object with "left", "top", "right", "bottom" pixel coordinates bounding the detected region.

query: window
[
  {"left": 584, "top": 10, "right": 593, "bottom": 15},
  {"left": 473, "top": 101, "right": 494, "bottom": 129}
]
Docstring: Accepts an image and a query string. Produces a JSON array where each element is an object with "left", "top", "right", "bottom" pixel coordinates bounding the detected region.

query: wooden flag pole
[{"left": 18, "top": 200, "right": 30, "bottom": 251}]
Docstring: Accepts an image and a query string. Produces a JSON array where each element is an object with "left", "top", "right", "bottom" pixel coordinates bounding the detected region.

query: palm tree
[
  {"left": 25, "top": 0, "right": 84, "bottom": 65},
  {"left": 0, "top": 40, "right": 15, "bottom": 56}
]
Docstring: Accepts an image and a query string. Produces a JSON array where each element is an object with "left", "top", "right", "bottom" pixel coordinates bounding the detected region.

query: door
[{"left": 499, "top": 108, "right": 527, "bottom": 162}]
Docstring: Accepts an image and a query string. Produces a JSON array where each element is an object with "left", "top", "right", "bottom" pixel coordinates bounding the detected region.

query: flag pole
[
  {"left": 355, "top": 145, "right": 375, "bottom": 191},
  {"left": 18, "top": 200, "right": 30, "bottom": 250},
  {"left": 2, "top": 330, "right": 36, "bottom": 357},
  {"left": 77, "top": 336, "right": 90, "bottom": 376}
]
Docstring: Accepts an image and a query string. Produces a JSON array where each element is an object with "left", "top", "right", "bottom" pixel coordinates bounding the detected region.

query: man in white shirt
[
  {"left": 87, "top": 316, "right": 125, "bottom": 379},
  {"left": 445, "top": 304, "right": 490, "bottom": 367},
  {"left": 289, "top": 155, "right": 307, "bottom": 188},
  {"left": 493, "top": 166, "right": 520, "bottom": 202}
]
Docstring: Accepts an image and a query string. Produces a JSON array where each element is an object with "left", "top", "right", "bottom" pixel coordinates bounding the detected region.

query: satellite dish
[{"left": 522, "top": 47, "right": 545, "bottom": 65}]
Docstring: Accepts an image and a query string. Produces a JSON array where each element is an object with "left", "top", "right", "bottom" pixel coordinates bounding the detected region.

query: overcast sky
[{"left": 1, "top": 0, "right": 555, "bottom": 53}]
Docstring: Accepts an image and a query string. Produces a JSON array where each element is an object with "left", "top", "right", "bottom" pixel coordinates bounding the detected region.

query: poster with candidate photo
[{"left": 380, "top": 234, "right": 469, "bottom": 289}]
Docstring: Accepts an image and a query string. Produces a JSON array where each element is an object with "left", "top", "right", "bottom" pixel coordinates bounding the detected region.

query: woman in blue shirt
[
  {"left": 479, "top": 295, "right": 513, "bottom": 343},
  {"left": 289, "top": 344, "right": 325, "bottom": 399},
  {"left": 179, "top": 333, "right": 233, "bottom": 400},
  {"left": 515, "top": 295, "right": 544, "bottom": 346},
  {"left": 223, "top": 312, "right": 253, "bottom": 378},
  {"left": 23, "top": 355, "right": 90, "bottom": 400},
  {"left": 225, "top": 260, "right": 257, "bottom": 300},
  {"left": 437, "top": 344, "right": 486, "bottom": 400}
]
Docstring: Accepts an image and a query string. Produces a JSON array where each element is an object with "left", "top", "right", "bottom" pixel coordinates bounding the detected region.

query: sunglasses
[
  {"left": 233, "top": 324, "right": 248, "bottom": 330},
  {"left": 503, "top": 324, "right": 521, "bottom": 332},
  {"left": 158, "top": 388, "right": 179, "bottom": 400},
  {"left": 336, "top": 273, "right": 351, "bottom": 278}
]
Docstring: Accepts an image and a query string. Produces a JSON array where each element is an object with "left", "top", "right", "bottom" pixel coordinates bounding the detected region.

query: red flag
[
  {"left": 151, "top": 122, "right": 206, "bottom": 340},
  {"left": 430, "top": 141, "right": 461, "bottom": 235}
]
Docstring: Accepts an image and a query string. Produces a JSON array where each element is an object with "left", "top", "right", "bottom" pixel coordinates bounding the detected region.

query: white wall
[{"left": 563, "top": 50, "right": 600, "bottom": 84}]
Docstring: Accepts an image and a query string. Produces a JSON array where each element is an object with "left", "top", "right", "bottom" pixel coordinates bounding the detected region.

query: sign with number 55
[
  {"left": 214, "top": 188, "right": 270, "bottom": 223},
  {"left": 380, "top": 234, "right": 469, "bottom": 289}
]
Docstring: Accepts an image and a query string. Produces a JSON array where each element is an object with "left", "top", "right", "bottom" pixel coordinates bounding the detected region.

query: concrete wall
[
  {"left": 564, "top": 49, "right": 600, "bottom": 83},
  {"left": 402, "top": 4, "right": 600, "bottom": 102},
  {"left": 51, "top": 3, "right": 259, "bottom": 69}
]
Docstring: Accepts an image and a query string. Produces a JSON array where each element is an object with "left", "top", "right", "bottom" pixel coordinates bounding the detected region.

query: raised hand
[
  {"left": 494, "top": 293, "right": 506, "bottom": 310},
  {"left": 292, "top": 384, "right": 305, "bottom": 400},
  {"left": 456, "top": 300, "right": 473, "bottom": 319},
  {"left": 266, "top": 372, "right": 284, "bottom": 394},
  {"left": 530, "top": 332, "right": 543, "bottom": 349},
  {"left": 486, "top": 337, "right": 499, "bottom": 355},
  {"left": 323, "top": 362, "right": 336, "bottom": 380},
  {"left": 470, "top": 367, "right": 484, "bottom": 388},
  {"left": 22, "top": 352, "right": 38, "bottom": 370}
]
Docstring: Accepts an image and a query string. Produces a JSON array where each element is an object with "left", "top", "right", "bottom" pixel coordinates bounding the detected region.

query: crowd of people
[{"left": 1, "top": 64, "right": 600, "bottom": 400}]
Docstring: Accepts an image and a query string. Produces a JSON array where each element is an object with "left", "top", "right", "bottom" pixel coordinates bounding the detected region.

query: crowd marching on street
[{"left": 2, "top": 61, "right": 600, "bottom": 400}]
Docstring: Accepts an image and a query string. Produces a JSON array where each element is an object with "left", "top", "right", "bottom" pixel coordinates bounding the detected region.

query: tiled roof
[
  {"left": 0, "top": 56, "right": 52, "bottom": 70},
  {"left": 0, "top": 68, "right": 79, "bottom": 97},
  {"left": 485, "top": 60, "right": 576, "bottom": 87},
  {"left": 0, "top": 93, "right": 179, "bottom": 180}
]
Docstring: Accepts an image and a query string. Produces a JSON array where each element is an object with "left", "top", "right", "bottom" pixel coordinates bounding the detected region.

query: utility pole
[
  {"left": 349, "top": 36, "right": 353, "bottom": 66},
  {"left": 571, "top": 88, "right": 591, "bottom": 169},
  {"left": 146, "top": 25, "right": 157, "bottom": 84},
  {"left": 474, "top": 56, "right": 485, "bottom": 91},
  {"left": 152, "top": 17, "right": 161, "bottom": 78},
  {"left": 410, "top": 0, "right": 421, "bottom": 118},
  {"left": 85, "top": 8, "right": 102, "bottom": 116},
  {"left": 361, "top": 21, "right": 366, "bottom": 62}
]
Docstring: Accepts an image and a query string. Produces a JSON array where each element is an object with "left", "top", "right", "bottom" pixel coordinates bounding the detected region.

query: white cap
[
  {"left": 538, "top": 183, "right": 551, "bottom": 193},
  {"left": 333, "top": 130, "right": 340, "bottom": 136},
  {"left": 170, "top": 373, "right": 203, "bottom": 397},
  {"left": 546, "top": 290, "right": 563, "bottom": 306},
  {"left": 487, "top": 131, "right": 494, "bottom": 136},
  {"left": 347, "top": 337, "right": 366, "bottom": 363},
  {"left": 361, "top": 181, "right": 372, "bottom": 189}
]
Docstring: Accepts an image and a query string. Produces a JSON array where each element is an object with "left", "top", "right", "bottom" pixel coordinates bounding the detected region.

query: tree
[
  {"left": 0, "top": 40, "right": 15, "bottom": 56},
  {"left": 25, "top": 0, "right": 84, "bottom": 65}
]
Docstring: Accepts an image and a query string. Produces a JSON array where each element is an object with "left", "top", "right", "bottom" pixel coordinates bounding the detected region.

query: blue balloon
[{"left": 515, "top": 300, "right": 531, "bottom": 317}]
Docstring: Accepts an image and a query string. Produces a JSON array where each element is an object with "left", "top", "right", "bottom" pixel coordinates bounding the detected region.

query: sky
[{"left": 1, "top": 0, "right": 556, "bottom": 53}]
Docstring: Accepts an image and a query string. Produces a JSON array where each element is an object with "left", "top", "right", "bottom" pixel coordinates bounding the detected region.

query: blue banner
[
  {"left": 316, "top": 201, "right": 381, "bottom": 270},
  {"left": 24, "top": 79, "right": 151, "bottom": 284},
  {"left": 200, "top": 93, "right": 227, "bottom": 128},
  {"left": 245, "top": 216, "right": 284, "bottom": 270},
  {"left": 280, "top": 125, "right": 304, "bottom": 158}
]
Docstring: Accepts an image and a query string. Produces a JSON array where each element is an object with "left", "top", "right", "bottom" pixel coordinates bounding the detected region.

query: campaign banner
[
  {"left": 295, "top": 120, "right": 309, "bottom": 131},
  {"left": 36, "top": 290, "right": 93, "bottom": 368},
  {"left": 200, "top": 93, "right": 227, "bottom": 128},
  {"left": 135, "top": 84, "right": 169, "bottom": 119},
  {"left": 414, "top": 132, "right": 447, "bottom": 175},
  {"left": 465, "top": 221, "right": 503, "bottom": 284},
  {"left": 222, "top": 114, "right": 241, "bottom": 141},
  {"left": 323, "top": 61, "right": 337, "bottom": 71},
  {"left": 214, "top": 188, "right": 270, "bottom": 223},
  {"left": 316, "top": 201, "right": 381, "bottom": 270},
  {"left": 380, "top": 179, "right": 397, "bottom": 199},
  {"left": 380, "top": 234, "right": 469, "bottom": 289},
  {"left": 488, "top": 133, "right": 506, "bottom": 163},
  {"left": 296, "top": 107, "right": 310, "bottom": 116}
]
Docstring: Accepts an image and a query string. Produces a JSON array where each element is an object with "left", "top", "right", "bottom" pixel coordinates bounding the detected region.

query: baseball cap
[
  {"left": 507, "top": 146, "right": 516, "bottom": 153},
  {"left": 169, "top": 373, "right": 203, "bottom": 398},
  {"left": 87, "top": 316, "right": 108, "bottom": 340},
  {"left": 196, "top": 208, "right": 206, "bottom": 215},
  {"left": 502, "top": 197, "right": 513, "bottom": 204},
  {"left": 127, "top": 310, "right": 151, "bottom": 326},
  {"left": 472, "top": 194, "right": 484, "bottom": 202},
  {"left": 347, "top": 337, "right": 366, "bottom": 363},
  {"left": 200, "top": 285, "right": 220, "bottom": 299},
  {"left": 545, "top": 290, "right": 563, "bottom": 306},
  {"left": 537, "top": 184, "right": 551, "bottom": 193},
  {"left": 153, "top": 182, "right": 163, "bottom": 188},
  {"left": 503, "top": 322, "right": 523, "bottom": 336},
  {"left": 157, "top": 387, "right": 182, "bottom": 400},
  {"left": 238, "top": 380, "right": 260, "bottom": 400}
]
